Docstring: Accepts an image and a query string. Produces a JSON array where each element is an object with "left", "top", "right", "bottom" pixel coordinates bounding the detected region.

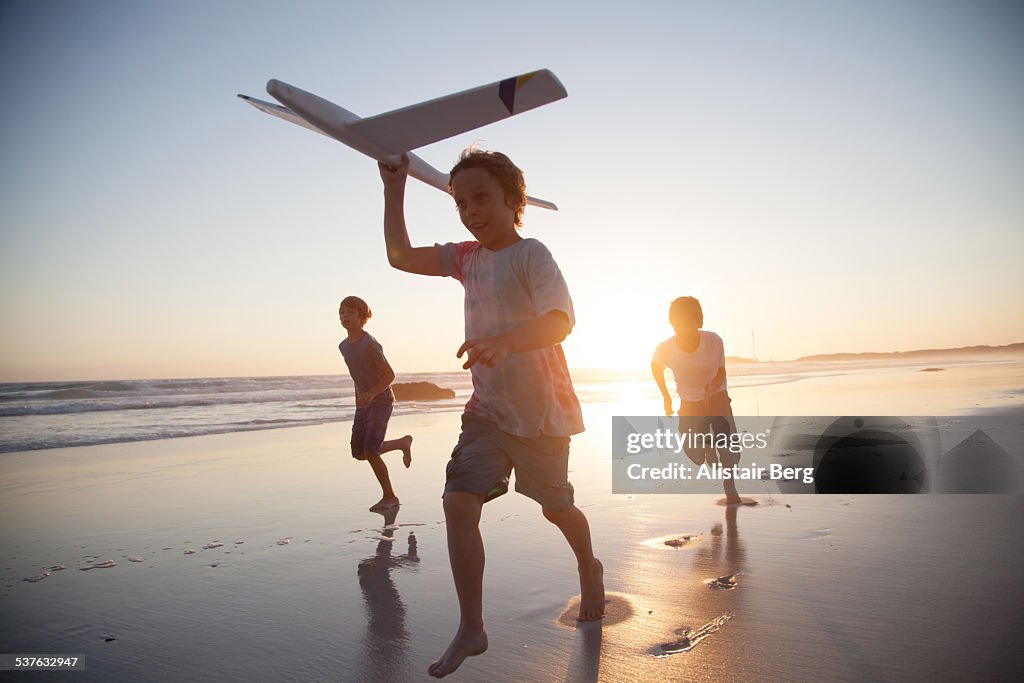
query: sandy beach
[
  {"left": 2, "top": 362, "right": 1023, "bottom": 681},
  {"left": 4, "top": 1, "right": 1023, "bottom": 679}
]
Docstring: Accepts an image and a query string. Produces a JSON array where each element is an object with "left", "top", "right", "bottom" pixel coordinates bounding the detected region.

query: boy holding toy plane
[{"left": 378, "top": 149, "right": 605, "bottom": 678}]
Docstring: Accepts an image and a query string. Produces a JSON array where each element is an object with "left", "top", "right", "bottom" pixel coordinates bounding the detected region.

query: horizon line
[{"left": 2, "top": 342, "right": 1023, "bottom": 385}]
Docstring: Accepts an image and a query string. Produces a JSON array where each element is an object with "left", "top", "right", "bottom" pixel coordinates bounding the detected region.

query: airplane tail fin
[{"left": 236, "top": 94, "right": 330, "bottom": 138}]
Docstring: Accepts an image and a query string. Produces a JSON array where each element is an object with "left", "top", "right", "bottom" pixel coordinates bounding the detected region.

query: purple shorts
[{"left": 350, "top": 396, "right": 394, "bottom": 459}]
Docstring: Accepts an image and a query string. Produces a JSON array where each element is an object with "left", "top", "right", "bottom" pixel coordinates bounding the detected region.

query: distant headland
[
  {"left": 795, "top": 342, "right": 1024, "bottom": 362},
  {"left": 723, "top": 343, "right": 1024, "bottom": 364}
]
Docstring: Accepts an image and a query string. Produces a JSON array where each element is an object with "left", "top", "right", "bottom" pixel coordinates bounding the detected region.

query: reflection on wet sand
[
  {"left": 563, "top": 622, "right": 602, "bottom": 683},
  {"left": 698, "top": 504, "right": 747, "bottom": 587},
  {"left": 656, "top": 503, "right": 747, "bottom": 658},
  {"left": 357, "top": 507, "right": 419, "bottom": 682},
  {"left": 557, "top": 592, "right": 637, "bottom": 681}
]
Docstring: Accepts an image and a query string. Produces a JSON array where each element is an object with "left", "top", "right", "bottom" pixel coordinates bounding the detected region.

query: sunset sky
[{"left": 1, "top": 0, "right": 1022, "bottom": 381}]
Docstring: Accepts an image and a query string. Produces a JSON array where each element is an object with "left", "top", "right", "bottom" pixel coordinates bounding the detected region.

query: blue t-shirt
[{"left": 339, "top": 332, "right": 394, "bottom": 402}]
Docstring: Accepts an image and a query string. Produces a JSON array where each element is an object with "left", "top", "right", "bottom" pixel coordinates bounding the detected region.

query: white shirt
[
  {"left": 653, "top": 331, "right": 727, "bottom": 402},
  {"left": 438, "top": 238, "right": 584, "bottom": 437}
]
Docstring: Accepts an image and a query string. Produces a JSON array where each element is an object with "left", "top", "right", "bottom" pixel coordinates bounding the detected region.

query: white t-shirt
[
  {"left": 438, "top": 238, "right": 584, "bottom": 438},
  {"left": 652, "top": 331, "right": 727, "bottom": 402}
]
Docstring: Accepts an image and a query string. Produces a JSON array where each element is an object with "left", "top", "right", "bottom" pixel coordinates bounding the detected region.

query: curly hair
[{"left": 448, "top": 148, "right": 527, "bottom": 227}]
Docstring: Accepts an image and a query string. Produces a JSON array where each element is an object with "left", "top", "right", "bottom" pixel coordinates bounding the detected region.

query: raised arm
[{"left": 379, "top": 154, "right": 443, "bottom": 276}]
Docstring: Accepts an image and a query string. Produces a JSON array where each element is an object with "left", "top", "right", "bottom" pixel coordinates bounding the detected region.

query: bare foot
[
  {"left": 401, "top": 435, "right": 413, "bottom": 468},
  {"left": 577, "top": 558, "right": 605, "bottom": 621},
  {"left": 369, "top": 496, "right": 399, "bottom": 512},
  {"left": 428, "top": 627, "right": 488, "bottom": 678}
]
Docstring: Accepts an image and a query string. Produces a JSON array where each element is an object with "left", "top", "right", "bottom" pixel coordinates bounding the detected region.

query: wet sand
[{"left": 1, "top": 362, "right": 1023, "bottom": 681}]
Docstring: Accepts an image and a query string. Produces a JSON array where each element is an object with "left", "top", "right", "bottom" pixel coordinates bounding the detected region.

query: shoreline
[{"left": 4, "top": 359, "right": 1023, "bottom": 456}]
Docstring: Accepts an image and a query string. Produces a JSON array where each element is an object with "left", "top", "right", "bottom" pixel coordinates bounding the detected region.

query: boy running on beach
[
  {"left": 379, "top": 150, "right": 605, "bottom": 678},
  {"left": 651, "top": 296, "right": 742, "bottom": 504},
  {"left": 339, "top": 296, "right": 413, "bottom": 512}
]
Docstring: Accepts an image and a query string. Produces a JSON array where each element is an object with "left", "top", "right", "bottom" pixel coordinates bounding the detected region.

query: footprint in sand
[
  {"left": 202, "top": 542, "right": 224, "bottom": 550},
  {"left": 652, "top": 614, "right": 733, "bottom": 656},
  {"left": 556, "top": 592, "right": 635, "bottom": 628},
  {"left": 644, "top": 533, "right": 704, "bottom": 550},
  {"left": 664, "top": 535, "right": 700, "bottom": 548},
  {"left": 716, "top": 497, "right": 759, "bottom": 507},
  {"left": 707, "top": 573, "right": 739, "bottom": 590},
  {"left": 128, "top": 557, "right": 145, "bottom": 563},
  {"left": 80, "top": 560, "right": 117, "bottom": 570}
]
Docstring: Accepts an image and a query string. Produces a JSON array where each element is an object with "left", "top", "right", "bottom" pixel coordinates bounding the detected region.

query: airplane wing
[
  {"left": 524, "top": 195, "right": 558, "bottom": 211},
  {"left": 347, "top": 69, "right": 567, "bottom": 155},
  {"left": 406, "top": 155, "right": 558, "bottom": 211},
  {"left": 238, "top": 72, "right": 563, "bottom": 211},
  {"left": 236, "top": 94, "right": 331, "bottom": 139}
]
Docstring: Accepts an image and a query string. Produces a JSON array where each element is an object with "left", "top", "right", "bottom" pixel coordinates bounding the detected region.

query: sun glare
[{"left": 565, "top": 290, "right": 668, "bottom": 373}]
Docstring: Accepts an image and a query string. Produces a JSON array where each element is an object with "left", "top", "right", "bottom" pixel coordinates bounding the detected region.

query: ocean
[{"left": 0, "top": 360, "right": 1001, "bottom": 453}]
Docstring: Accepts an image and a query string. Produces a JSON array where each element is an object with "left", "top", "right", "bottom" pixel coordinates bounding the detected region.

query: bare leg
[
  {"left": 429, "top": 492, "right": 489, "bottom": 678},
  {"left": 542, "top": 505, "right": 605, "bottom": 621},
  {"left": 722, "top": 477, "right": 742, "bottom": 504},
  {"left": 365, "top": 454, "right": 399, "bottom": 511},
  {"left": 717, "top": 449, "right": 743, "bottom": 504},
  {"left": 709, "top": 394, "right": 742, "bottom": 504},
  {"left": 379, "top": 435, "right": 414, "bottom": 468}
]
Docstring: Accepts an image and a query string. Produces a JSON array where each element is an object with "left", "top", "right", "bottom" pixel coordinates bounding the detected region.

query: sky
[{"left": 1, "top": 0, "right": 1022, "bottom": 381}]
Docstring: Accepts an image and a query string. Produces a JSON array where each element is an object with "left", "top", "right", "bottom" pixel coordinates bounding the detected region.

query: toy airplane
[{"left": 238, "top": 70, "right": 567, "bottom": 210}]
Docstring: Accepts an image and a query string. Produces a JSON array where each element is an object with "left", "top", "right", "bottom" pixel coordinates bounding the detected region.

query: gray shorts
[
  {"left": 444, "top": 413, "right": 575, "bottom": 511},
  {"left": 677, "top": 391, "right": 738, "bottom": 466}
]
